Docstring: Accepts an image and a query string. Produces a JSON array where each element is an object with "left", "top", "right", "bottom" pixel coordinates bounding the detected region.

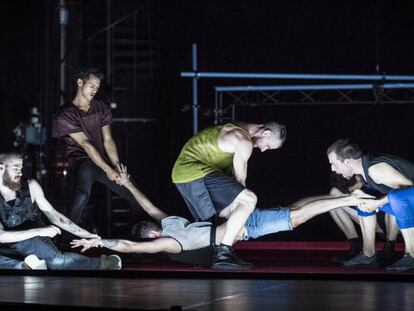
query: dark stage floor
[
  {"left": 1, "top": 275, "right": 414, "bottom": 311},
  {"left": 1, "top": 241, "right": 414, "bottom": 311}
]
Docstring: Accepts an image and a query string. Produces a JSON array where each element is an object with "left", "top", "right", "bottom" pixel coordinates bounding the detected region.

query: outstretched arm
[
  {"left": 28, "top": 180, "right": 99, "bottom": 239},
  {"left": 118, "top": 165, "right": 168, "bottom": 221},
  {"left": 71, "top": 237, "right": 181, "bottom": 254}
]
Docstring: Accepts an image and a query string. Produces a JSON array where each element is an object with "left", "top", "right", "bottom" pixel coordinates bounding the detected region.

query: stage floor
[
  {"left": 1, "top": 275, "right": 414, "bottom": 311},
  {"left": 1, "top": 241, "right": 414, "bottom": 310}
]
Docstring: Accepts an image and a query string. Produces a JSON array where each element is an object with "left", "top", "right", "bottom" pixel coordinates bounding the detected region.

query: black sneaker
[
  {"left": 335, "top": 238, "right": 362, "bottom": 264},
  {"left": 386, "top": 253, "right": 414, "bottom": 272},
  {"left": 99, "top": 255, "right": 122, "bottom": 270},
  {"left": 342, "top": 252, "right": 379, "bottom": 267},
  {"left": 377, "top": 240, "right": 395, "bottom": 267},
  {"left": 211, "top": 244, "right": 252, "bottom": 270}
]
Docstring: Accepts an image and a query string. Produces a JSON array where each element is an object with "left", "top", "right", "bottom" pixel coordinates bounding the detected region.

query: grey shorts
[{"left": 175, "top": 172, "right": 245, "bottom": 221}]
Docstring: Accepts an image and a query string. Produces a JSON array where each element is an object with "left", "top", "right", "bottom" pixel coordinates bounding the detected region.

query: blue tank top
[
  {"left": 0, "top": 179, "right": 45, "bottom": 230},
  {"left": 362, "top": 154, "right": 414, "bottom": 194}
]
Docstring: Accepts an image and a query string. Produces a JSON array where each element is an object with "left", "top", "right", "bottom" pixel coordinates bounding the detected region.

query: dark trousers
[
  {"left": 68, "top": 159, "right": 143, "bottom": 226},
  {"left": 5, "top": 237, "right": 101, "bottom": 270}
]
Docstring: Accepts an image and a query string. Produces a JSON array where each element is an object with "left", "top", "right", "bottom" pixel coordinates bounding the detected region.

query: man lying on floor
[
  {"left": 0, "top": 152, "right": 121, "bottom": 270},
  {"left": 71, "top": 166, "right": 369, "bottom": 269}
]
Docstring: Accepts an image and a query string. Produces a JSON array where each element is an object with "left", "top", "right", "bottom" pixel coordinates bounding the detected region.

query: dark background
[{"left": 1, "top": 0, "right": 414, "bottom": 240}]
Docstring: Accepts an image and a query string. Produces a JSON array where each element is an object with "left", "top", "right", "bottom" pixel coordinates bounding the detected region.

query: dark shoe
[
  {"left": 99, "top": 255, "right": 122, "bottom": 270},
  {"left": 335, "top": 238, "right": 362, "bottom": 264},
  {"left": 375, "top": 232, "right": 386, "bottom": 241},
  {"left": 386, "top": 253, "right": 414, "bottom": 272},
  {"left": 211, "top": 244, "right": 252, "bottom": 270},
  {"left": 342, "top": 252, "right": 379, "bottom": 267},
  {"left": 377, "top": 240, "right": 395, "bottom": 267}
]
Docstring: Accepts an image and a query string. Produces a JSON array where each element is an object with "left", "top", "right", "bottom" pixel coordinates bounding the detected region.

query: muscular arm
[
  {"left": 69, "top": 131, "right": 116, "bottom": 177},
  {"left": 72, "top": 237, "right": 181, "bottom": 254},
  {"left": 28, "top": 180, "right": 98, "bottom": 238},
  {"left": 361, "top": 163, "right": 414, "bottom": 210},
  {"left": 219, "top": 129, "right": 253, "bottom": 186},
  {"left": 369, "top": 163, "right": 413, "bottom": 189},
  {"left": 102, "top": 124, "right": 120, "bottom": 167}
]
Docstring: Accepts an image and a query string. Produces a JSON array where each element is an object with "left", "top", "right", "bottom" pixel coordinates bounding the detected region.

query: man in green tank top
[{"left": 172, "top": 122, "right": 286, "bottom": 269}]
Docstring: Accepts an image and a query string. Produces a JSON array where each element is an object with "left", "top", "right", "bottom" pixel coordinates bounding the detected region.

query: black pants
[
  {"left": 5, "top": 237, "right": 101, "bottom": 270},
  {"left": 68, "top": 159, "right": 143, "bottom": 226}
]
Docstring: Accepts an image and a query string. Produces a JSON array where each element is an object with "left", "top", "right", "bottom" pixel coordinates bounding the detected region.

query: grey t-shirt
[{"left": 161, "top": 216, "right": 212, "bottom": 251}]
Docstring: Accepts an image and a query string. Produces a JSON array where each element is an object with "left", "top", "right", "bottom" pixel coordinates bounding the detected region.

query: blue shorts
[
  {"left": 356, "top": 187, "right": 414, "bottom": 229},
  {"left": 244, "top": 207, "right": 293, "bottom": 240}
]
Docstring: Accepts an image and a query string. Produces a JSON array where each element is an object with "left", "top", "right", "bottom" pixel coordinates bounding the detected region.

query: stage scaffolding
[{"left": 181, "top": 45, "right": 414, "bottom": 131}]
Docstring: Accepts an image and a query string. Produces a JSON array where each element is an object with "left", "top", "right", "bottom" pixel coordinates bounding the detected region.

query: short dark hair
[
  {"left": 326, "top": 138, "right": 362, "bottom": 161},
  {"left": 73, "top": 67, "right": 104, "bottom": 84},
  {"left": 0, "top": 153, "right": 23, "bottom": 165},
  {"left": 131, "top": 220, "right": 161, "bottom": 239},
  {"left": 263, "top": 122, "right": 287, "bottom": 143},
  {"left": 329, "top": 173, "right": 359, "bottom": 194}
]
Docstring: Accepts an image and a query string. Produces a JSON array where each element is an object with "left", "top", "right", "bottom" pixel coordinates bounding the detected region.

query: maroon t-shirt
[{"left": 53, "top": 100, "right": 113, "bottom": 165}]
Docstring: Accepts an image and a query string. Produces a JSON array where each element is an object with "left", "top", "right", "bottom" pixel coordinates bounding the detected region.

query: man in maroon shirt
[{"left": 53, "top": 68, "right": 145, "bottom": 229}]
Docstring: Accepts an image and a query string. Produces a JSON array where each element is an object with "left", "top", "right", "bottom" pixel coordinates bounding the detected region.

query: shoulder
[
  {"left": 55, "top": 104, "right": 80, "bottom": 123},
  {"left": 94, "top": 100, "right": 111, "bottom": 112},
  {"left": 368, "top": 162, "right": 401, "bottom": 182},
  {"left": 368, "top": 162, "right": 394, "bottom": 176},
  {"left": 220, "top": 126, "right": 252, "bottom": 147},
  {"left": 27, "top": 179, "right": 44, "bottom": 202},
  {"left": 27, "top": 179, "right": 42, "bottom": 192}
]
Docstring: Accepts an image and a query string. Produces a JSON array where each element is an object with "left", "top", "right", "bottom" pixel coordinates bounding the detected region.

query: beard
[{"left": 3, "top": 170, "right": 21, "bottom": 191}]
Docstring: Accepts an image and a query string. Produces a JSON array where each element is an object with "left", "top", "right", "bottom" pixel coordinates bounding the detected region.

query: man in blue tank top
[{"left": 327, "top": 138, "right": 414, "bottom": 271}]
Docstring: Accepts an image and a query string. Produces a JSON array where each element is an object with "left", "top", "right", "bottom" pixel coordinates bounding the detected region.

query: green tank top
[{"left": 172, "top": 124, "right": 239, "bottom": 183}]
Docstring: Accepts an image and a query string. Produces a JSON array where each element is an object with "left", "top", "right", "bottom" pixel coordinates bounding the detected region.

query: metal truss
[{"left": 213, "top": 83, "right": 414, "bottom": 124}]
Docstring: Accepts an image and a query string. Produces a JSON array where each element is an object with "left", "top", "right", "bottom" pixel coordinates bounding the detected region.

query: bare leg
[
  {"left": 401, "top": 228, "right": 414, "bottom": 257},
  {"left": 290, "top": 194, "right": 335, "bottom": 209},
  {"left": 359, "top": 215, "right": 377, "bottom": 257},
  {"left": 290, "top": 195, "right": 356, "bottom": 228},
  {"left": 385, "top": 214, "right": 399, "bottom": 241},
  {"left": 330, "top": 207, "right": 359, "bottom": 240},
  {"left": 218, "top": 189, "right": 257, "bottom": 246}
]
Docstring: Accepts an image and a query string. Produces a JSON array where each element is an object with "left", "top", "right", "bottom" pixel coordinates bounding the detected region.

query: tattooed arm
[
  {"left": 28, "top": 180, "right": 99, "bottom": 239},
  {"left": 71, "top": 237, "right": 181, "bottom": 254}
]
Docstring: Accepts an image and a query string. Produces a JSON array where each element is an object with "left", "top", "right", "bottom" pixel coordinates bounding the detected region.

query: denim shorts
[
  {"left": 175, "top": 172, "right": 245, "bottom": 221},
  {"left": 244, "top": 207, "right": 293, "bottom": 240}
]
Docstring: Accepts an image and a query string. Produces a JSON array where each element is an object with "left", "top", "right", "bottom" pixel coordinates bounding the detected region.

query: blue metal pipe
[
  {"left": 181, "top": 71, "right": 414, "bottom": 81},
  {"left": 192, "top": 44, "right": 198, "bottom": 134}
]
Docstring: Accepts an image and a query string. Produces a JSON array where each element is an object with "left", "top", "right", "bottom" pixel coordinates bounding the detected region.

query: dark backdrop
[{"left": 1, "top": 0, "right": 414, "bottom": 240}]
